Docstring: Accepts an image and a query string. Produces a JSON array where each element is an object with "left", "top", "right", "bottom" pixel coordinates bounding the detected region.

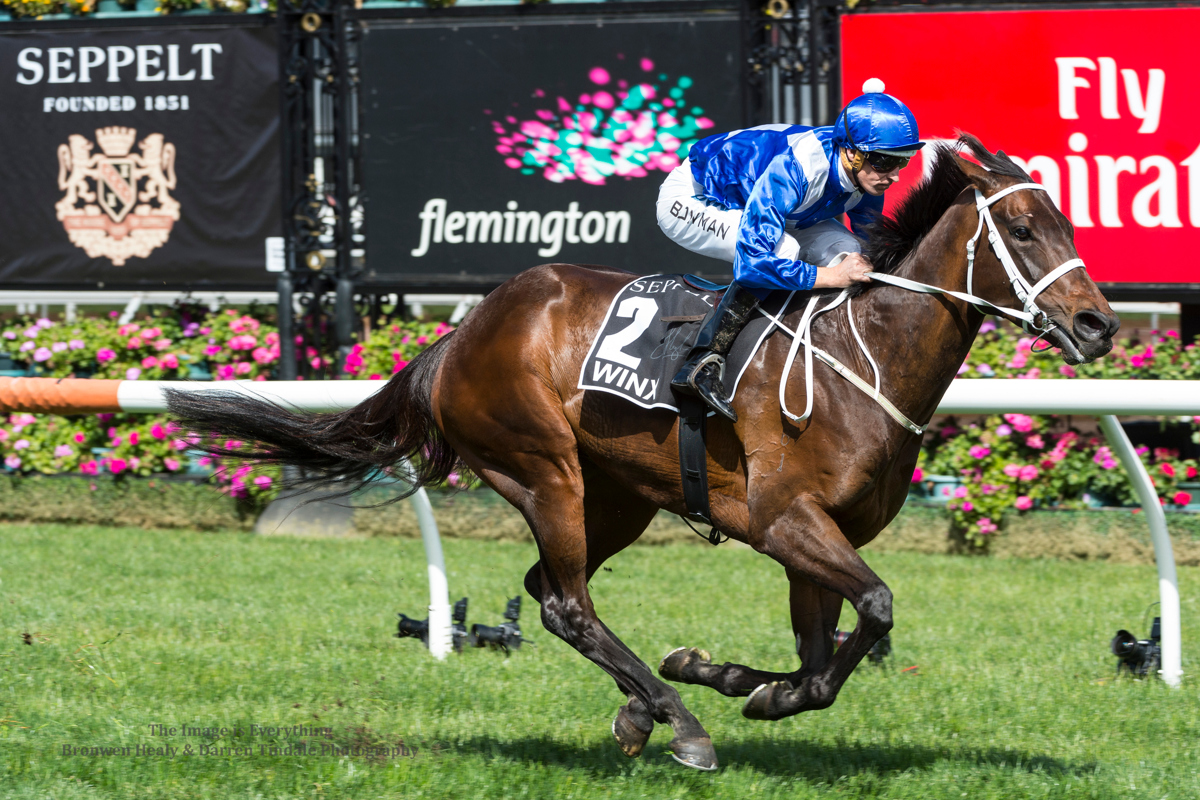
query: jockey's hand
[{"left": 813, "top": 253, "right": 874, "bottom": 289}]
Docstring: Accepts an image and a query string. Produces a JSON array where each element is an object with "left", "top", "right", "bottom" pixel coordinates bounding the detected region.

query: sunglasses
[{"left": 863, "top": 151, "right": 912, "bottom": 172}]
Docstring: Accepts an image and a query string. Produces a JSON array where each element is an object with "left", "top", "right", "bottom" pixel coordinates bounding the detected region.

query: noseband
[{"left": 964, "top": 182, "right": 1087, "bottom": 335}]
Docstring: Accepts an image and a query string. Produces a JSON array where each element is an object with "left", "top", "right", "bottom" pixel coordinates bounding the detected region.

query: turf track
[{"left": 2, "top": 524, "right": 1197, "bottom": 799}]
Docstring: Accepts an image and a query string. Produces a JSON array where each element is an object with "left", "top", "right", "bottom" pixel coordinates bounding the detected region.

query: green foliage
[
  {"left": 3, "top": 529, "right": 1199, "bottom": 799},
  {"left": 922, "top": 414, "right": 1198, "bottom": 550},
  {"left": 1, "top": 0, "right": 62, "bottom": 19}
]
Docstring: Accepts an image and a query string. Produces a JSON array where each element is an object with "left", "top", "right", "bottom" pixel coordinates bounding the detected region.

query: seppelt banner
[
  {"left": 0, "top": 21, "right": 280, "bottom": 289},
  {"left": 842, "top": 7, "right": 1200, "bottom": 291},
  {"left": 359, "top": 12, "right": 743, "bottom": 285}
]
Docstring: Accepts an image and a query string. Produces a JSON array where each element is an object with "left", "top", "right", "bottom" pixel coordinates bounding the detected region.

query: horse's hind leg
[
  {"left": 522, "top": 463, "right": 661, "bottom": 759},
  {"left": 473, "top": 451, "right": 719, "bottom": 770},
  {"left": 659, "top": 571, "right": 843, "bottom": 697}
]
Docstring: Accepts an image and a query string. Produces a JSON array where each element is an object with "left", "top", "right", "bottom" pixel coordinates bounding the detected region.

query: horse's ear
[{"left": 953, "top": 154, "right": 1001, "bottom": 194}]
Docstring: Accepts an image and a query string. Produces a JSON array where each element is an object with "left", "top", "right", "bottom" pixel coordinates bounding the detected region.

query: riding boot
[{"left": 671, "top": 282, "right": 759, "bottom": 422}]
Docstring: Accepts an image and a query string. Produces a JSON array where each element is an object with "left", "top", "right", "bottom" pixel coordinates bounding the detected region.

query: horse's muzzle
[{"left": 1051, "top": 308, "right": 1119, "bottom": 364}]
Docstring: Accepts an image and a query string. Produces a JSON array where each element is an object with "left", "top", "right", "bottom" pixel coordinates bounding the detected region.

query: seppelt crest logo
[
  {"left": 842, "top": 7, "right": 1200, "bottom": 286},
  {"left": 55, "top": 126, "right": 179, "bottom": 266}
]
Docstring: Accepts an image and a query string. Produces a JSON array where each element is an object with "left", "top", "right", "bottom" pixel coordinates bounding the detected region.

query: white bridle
[{"left": 760, "top": 182, "right": 1090, "bottom": 435}]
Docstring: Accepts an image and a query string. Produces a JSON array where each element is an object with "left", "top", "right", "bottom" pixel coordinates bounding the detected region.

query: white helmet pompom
[{"left": 862, "top": 78, "right": 886, "bottom": 94}]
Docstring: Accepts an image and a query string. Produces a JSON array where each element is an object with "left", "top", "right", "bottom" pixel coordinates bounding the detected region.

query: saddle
[{"left": 579, "top": 274, "right": 788, "bottom": 541}]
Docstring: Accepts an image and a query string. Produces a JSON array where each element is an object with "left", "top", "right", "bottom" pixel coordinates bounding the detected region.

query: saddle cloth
[{"left": 577, "top": 274, "right": 784, "bottom": 412}]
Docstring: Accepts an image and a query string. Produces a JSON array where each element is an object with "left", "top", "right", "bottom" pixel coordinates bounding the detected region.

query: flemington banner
[
  {"left": 843, "top": 6, "right": 1200, "bottom": 291},
  {"left": 360, "top": 13, "right": 743, "bottom": 285},
  {"left": 0, "top": 22, "right": 280, "bottom": 289}
]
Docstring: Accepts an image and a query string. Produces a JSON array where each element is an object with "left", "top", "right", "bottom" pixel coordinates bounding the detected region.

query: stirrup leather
[{"left": 683, "top": 352, "right": 726, "bottom": 393}]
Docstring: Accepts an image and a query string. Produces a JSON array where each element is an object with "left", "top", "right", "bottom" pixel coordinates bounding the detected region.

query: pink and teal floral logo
[{"left": 489, "top": 57, "right": 714, "bottom": 185}]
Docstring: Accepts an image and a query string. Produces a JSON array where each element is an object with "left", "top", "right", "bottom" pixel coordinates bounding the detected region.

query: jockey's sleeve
[
  {"left": 732, "top": 154, "right": 817, "bottom": 292},
  {"left": 847, "top": 193, "right": 885, "bottom": 238}
]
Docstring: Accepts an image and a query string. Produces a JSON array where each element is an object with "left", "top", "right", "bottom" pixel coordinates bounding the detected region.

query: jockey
[{"left": 658, "top": 79, "right": 924, "bottom": 422}]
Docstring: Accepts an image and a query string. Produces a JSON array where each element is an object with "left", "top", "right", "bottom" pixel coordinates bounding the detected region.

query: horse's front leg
[
  {"left": 658, "top": 572, "right": 843, "bottom": 697},
  {"left": 740, "top": 499, "right": 892, "bottom": 720}
]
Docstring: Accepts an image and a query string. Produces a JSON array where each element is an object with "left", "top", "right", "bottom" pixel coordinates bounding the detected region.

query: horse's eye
[{"left": 1012, "top": 226, "right": 1032, "bottom": 241}]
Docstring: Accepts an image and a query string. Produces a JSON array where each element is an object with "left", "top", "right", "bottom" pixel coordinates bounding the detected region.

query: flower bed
[{"left": 0, "top": 307, "right": 453, "bottom": 508}]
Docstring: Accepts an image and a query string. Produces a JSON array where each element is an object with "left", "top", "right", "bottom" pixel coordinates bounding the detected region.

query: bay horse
[{"left": 168, "top": 135, "right": 1118, "bottom": 771}]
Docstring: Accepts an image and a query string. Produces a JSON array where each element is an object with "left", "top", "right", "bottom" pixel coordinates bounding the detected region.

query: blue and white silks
[{"left": 656, "top": 124, "right": 884, "bottom": 292}]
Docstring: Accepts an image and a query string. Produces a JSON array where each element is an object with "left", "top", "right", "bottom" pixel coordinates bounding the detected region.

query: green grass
[{"left": 2, "top": 524, "right": 1198, "bottom": 799}]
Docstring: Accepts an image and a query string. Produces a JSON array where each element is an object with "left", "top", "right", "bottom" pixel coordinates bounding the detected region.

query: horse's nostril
[{"left": 1073, "top": 310, "right": 1114, "bottom": 342}]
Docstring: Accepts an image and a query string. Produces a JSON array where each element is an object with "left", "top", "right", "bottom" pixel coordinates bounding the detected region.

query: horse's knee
[{"left": 857, "top": 584, "right": 893, "bottom": 636}]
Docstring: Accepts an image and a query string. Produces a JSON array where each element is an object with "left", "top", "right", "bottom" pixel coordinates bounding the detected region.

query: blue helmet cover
[{"left": 833, "top": 92, "right": 925, "bottom": 153}]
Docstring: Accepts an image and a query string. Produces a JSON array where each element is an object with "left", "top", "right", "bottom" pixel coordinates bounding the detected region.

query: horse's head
[{"left": 952, "top": 136, "right": 1119, "bottom": 364}]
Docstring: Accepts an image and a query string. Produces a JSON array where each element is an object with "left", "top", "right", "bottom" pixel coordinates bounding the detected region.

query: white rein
[{"left": 765, "top": 182, "right": 1087, "bottom": 435}]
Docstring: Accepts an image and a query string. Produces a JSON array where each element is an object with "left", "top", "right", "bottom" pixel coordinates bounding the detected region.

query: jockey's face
[
  {"left": 854, "top": 157, "right": 905, "bottom": 196},
  {"left": 841, "top": 147, "right": 908, "bottom": 196}
]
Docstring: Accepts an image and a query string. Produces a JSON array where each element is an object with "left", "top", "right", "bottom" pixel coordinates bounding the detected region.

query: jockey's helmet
[{"left": 833, "top": 78, "right": 924, "bottom": 172}]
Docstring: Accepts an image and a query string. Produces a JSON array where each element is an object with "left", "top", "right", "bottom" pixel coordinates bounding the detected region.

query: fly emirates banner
[{"left": 842, "top": 7, "right": 1200, "bottom": 288}]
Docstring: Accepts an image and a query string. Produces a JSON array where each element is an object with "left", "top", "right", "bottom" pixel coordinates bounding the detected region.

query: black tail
[{"left": 165, "top": 332, "right": 461, "bottom": 499}]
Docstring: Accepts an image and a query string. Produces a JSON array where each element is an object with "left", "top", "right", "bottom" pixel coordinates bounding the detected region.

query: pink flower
[
  {"left": 205, "top": 345, "right": 223, "bottom": 356},
  {"left": 217, "top": 364, "right": 235, "bottom": 381},
  {"left": 911, "top": 467, "right": 924, "bottom": 483},
  {"left": 154, "top": 338, "right": 172, "bottom": 351},
  {"left": 1059, "top": 365, "right": 1077, "bottom": 378},
  {"left": 1003, "top": 414, "right": 1034, "bottom": 433},
  {"left": 68, "top": 339, "right": 85, "bottom": 350},
  {"left": 1188, "top": 466, "right": 1198, "bottom": 479},
  {"left": 252, "top": 347, "right": 274, "bottom": 365},
  {"left": 141, "top": 356, "right": 159, "bottom": 369},
  {"left": 1019, "top": 465, "right": 1039, "bottom": 481},
  {"left": 151, "top": 423, "right": 167, "bottom": 440},
  {"left": 129, "top": 431, "right": 140, "bottom": 446},
  {"left": 79, "top": 460, "right": 98, "bottom": 475},
  {"left": 1161, "top": 463, "right": 1176, "bottom": 478},
  {"left": 127, "top": 337, "right": 143, "bottom": 349},
  {"left": 369, "top": 374, "right": 382, "bottom": 380},
  {"left": 1015, "top": 495, "right": 1033, "bottom": 510},
  {"left": 234, "top": 361, "right": 253, "bottom": 375},
  {"left": 4, "top": 455, "right": 20, "bottom": 469},
  {"left": 54, "top": 445, "right": 73, "bottom": 458},
  {"left": 1003, "top": 463, "right": 1022, "bottom": 478},
  {"left": 13, "top": 439, "right": 29, "bottom": 450},
  {"left": 117, "top": 324, "right": 140, "bottom": 336},
  {"left": 1093, "top": 447, "right": 1117, "bottom": 470},
  {"left": 33, "top": 347, "right": 52, "bottom": 362},
  {"left": 164, "top": 458, "right": 181, "bottom": 471},
  {"left": 1174, "top": 491, "right": 1192, "bottom": 506},
  {"left": 51, "top": 342, "right": 68, "bottom": 353},
  {"left": 416, "top": 335, "right": 429, "bottom": 346},
  {"left": 968, "top": 445, "right": 991, "bottom": 459},
  {"left": 978, "top": 517, "right": 999, "bottom": 535},
  {"left": 253, "top": 475, "right": 272, "bottom": 487},
  {"left": 962, "top": 501, "right": 974, "bottom": 512},
  {"left": 108, "top": 458, "right": 127, "bottom": 474},
  {"left": 160, "top": 354, "right": 179, "bottom": 369},
  {"left": 125, "top": 367, "right": 141, "bottom": 380},
  {"left": 73, "top": 432, "right": 85, "bottom": 443},
  {"left": 309, "top": 357, "right": 322, "bottom": 370},
  {"left": 1025, "top": 434, "right": 1045, "bottom": 450},
  {"left": 96, "top": 348, "right": 117, "bottom": 362},
  {"left": 954, "top": 485, "right": 969, "bottom": 498}
]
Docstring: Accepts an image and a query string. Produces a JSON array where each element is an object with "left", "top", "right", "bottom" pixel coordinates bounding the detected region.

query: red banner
[{"left": 842, "top": 7, "right": 1200, "bottom": 287}]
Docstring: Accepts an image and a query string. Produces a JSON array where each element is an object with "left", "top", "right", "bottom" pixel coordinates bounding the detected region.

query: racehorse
[{"left": 168, "top": 135, "right": 1118, "bottom": 771}]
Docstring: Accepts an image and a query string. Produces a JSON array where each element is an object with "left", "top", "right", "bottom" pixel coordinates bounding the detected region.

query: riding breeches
[{"left": 655, "top": 159, "right": 863, "bottom": 270}]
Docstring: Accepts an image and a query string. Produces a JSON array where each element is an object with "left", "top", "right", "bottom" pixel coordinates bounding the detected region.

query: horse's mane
[{"left": 861, "top": 133, "right": 1032, "bottom": 275}]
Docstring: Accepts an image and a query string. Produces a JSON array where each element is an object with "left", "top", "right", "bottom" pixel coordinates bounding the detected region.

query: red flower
[
  {"left": 1160, "top": 463, "right": 1176, "bottom": 478},
  {"left": 1173, "top": 491, "right": 1192, "bottom": 506}
]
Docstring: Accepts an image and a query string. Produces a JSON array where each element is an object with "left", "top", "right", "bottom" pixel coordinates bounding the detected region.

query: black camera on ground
[
  {"left": 471, "top": 596, "right": 529, "bottom": 654},
  {"left": 1111, "top": 616, "right": 1161, "bottom": 677},
  {"left": 396, "top": 597, "right": 472, "bottom": 652},
  {"left": 833, "top": 630, "right": 892, "bottom": 665}
]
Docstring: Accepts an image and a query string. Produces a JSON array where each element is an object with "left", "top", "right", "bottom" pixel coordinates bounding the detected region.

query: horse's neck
[{"left": 848, "top": 203, "right": 984, "bottom": 422}]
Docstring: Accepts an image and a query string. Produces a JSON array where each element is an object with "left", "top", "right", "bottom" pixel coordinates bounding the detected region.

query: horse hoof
[
  {"left": 742, "top": 681, "right": 791, "bottom": 721},
  {"left": 612, "top": 704, "right": 653, "bottom": 758},
  {"left": 669, "top": 736, "right": 718, "bottom": 771},
  {"left": 658, "top": 647, "right": 712, "bottom": 683}
]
